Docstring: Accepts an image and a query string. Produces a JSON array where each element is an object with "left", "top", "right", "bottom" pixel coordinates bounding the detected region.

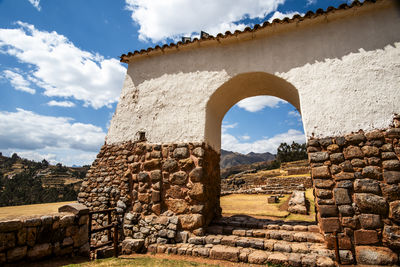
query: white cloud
[
  {"left": 222, "top": 129, "right": 306, "bottom": 154},
  {"left": 47, "top": 100, "right": 76, "bottom": 107},
  {"left": 28, "top": 0, "right": 41, "bottom": 11},
  {"left": 0, "top": 108, "right": 105, "bottom": 165},
  {"left": 125, "top": 0, "right": 286, "bottom": 43},
  {"left": 221, "top": 122, "right": 238, "bottom": 133},
  {"left": 288, "top": 110, "right": 300, "bottom": 117},
  {"left": 306, "top": 0, "right": 317, "bottom": 6},
  {"left": 2, "top": 70, "right": 35, "bottom": 94},
  {"left": 0, "top": 22, "right": 126, "bottom": 109},
  {"left": 240, "top": 135, "right": 251, "bottom": 140},
  {"left": 14, "top": 151, "right": 57, "bottom": 164},
  {"left": 236, "top": 96, "right": 285, "bottom": 112},
  {"left": 268, "top": 11, "right": 304, "bottom": 22}
]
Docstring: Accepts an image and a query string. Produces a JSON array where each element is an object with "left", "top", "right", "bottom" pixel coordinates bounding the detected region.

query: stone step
[
  {"left": 205, "top": 228, "right": 325, "bottom": 243},
  {"left": 209, "top": 219, "right": 319, "bottom": 232},
  {"left": 146, "top": 243, "right": 336, "bottom": 267},
  {"left": 187, "top": 234, "right": 328, "bottom": 252}
]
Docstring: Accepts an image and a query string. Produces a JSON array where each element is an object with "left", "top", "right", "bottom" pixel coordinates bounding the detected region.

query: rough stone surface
[{"left": 355, "top": 246, "right": 398, "bottom": 265}]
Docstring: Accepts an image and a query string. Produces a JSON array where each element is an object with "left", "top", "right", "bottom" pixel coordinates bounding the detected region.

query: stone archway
[
  {"left": 205, "top": 72, "right": 301, "bottom": 151},
  {"left": 79, "top": 1, "right": 400, "bottom": 264}
]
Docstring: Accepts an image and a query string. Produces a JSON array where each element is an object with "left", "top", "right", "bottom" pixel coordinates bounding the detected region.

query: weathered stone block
[
  {"left": 188, "top": 183, "right": 204, "bottom": 201},
  {"left": 361, "top": 166, "right": 381, "bottom": 179},
  {"left": 189, "top": 167, "right": 203, "bottom": 182},
  {"left": 122, "top": 238, "right": 144, "bottom": 254},
  {"left": 162, "top": 159, "right": 178, "bottom": 172},
  {"left": 359, "top": 214, "right": 382, "bottom": 229},
  {"left": 354, "top": 229, "right": 379, "bottom": 245},
  {"left": 365, "top": 130, "right": 384, "bottom": 140},
  {"left": 138, "top": 193, "right": 151, "bottom": 203},
  {"left": 354, "top": 179, "right": 381, "bottom": 194},
  {"left": 248, "top": 250, "right": 270, "bottom": 264},
  {"left": 0, "top": 219, "right": 23, "bottom": 232},
  {"left": 342, "top": 217, "right": 358, "bottom": 229},
  {"left": 383, "top": 171, "right": 400, "bottom": 184},
  {"left": 338, "top": 205, "right": 354, "bottom": 216},
  {"left": 0, "top": 232, "right": 16, "bottom": 251},
  {"left": 333, "top": 172, "right": 354, "bottom": 181},
  {"left": 170, "top": 171, "right": 187, "bottom": 185},
  {"left": 150, "top": 170, "right": 161, "bottom": 182},
  {"left": 210, "top": 245, "right": 240, "bottom": 262},
  {"left": 309, "top": 152, "right": 329, "bottom": 163},
  {"left": 355, "top": 246, "right": 398, "bottom": 265},
  {"left": 316, "top": 189, "right": 332, "bottom": 199},
  {"left": 143, "top": 159, "right": 161, "bottom": 170},
  {"left": 382, "top": 159, "right": 400, "bottom": 170},
  {"left": 333, "top": 188, "right": 351, "bottom": 205},
  {"left": 27, "top": 243, "right": 52, "bottom": 260},
  {"left": 339, "top": 250, "right": 354, "bottom": 265},
  {"left": 173, "top": 147, "right": 189, "bottom": 159},
  {"left": 7, "top": 246, "right": 27, "bottom": 262},
  {"left": 58, "top": 203, "right": 88, "bottom": 215},
  {"left": 381, "top": 184, "right": 400, "bottom": 202},
  {"left": 343, "top": 146, "right": 363, "bottom": 159},
  {"left": 137, "top": 172, "right": 149, "bottom": 182},
  {"left": 318, "top": 205, "right": 338, "bottom": 217},
  {"left": 312, "top": 166, "right": 330, "bottom": 179},
  {"left": 382, "top": 225, "right": 400, "bottom": 249},
  {"left": 354, "top": 193, "right": 388, "bottom": 215},
  {"left": 314, "top": 179, "right": 334, "bottom": 189},
  {"left": 345, "top": 133, "right": 366, "bottom": 144},
  {"left": 351, "top": 158, "right": 366, "bottom": 168},
  {"left": 165, "top": 199, "right": 188, "bottom": 214},
  {"left": 178, "top": 214, "right": 203, "bottom": 230},
  {"left": 336, "top": 180, "right": 353, "bottom": 188},
  {"left": 361, "top": 145, "right": 380, "bottom": 157},
  {"left": 320, "top": 217, "right": 340, "bottom": 233},
  {"left": 389, "top": 200, "right": 400, "bottom": 223},
  {"left": 330, "top": 153, "right": 344, "bottom": 164}
]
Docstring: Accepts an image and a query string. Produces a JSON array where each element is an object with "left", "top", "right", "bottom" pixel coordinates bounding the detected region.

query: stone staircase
[{"left": 145, "top": 216, "right": 337, "bottom": 267}]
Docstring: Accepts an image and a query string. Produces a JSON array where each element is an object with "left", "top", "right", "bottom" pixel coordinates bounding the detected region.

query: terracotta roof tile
[{"left": 120, "top": 0, "right": 379, "bottom": 63}]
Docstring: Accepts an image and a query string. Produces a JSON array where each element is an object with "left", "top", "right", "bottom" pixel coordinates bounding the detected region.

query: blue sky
[{"left": 0, "top": 0, "right": 351, "bottom": 165}]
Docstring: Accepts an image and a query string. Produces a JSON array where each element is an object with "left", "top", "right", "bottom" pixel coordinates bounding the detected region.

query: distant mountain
[{"left": 220, "top": 149, "right": 275, "bottom": 169}]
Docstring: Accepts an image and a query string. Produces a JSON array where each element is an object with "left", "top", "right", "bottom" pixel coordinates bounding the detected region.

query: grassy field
[
  {"left": 220, "top": 194, "right": 290, "bottom": 218},
  {"left": 220, "top": 189, "right": 315, "bottom": 222},
  {"left": 0, "top": 201, "right": 74, "bottom": 220}
]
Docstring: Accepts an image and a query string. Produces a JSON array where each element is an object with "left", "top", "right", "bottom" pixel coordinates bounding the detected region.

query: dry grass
[
  {"left": 220, "top": 194, "right": 290, "bottom": 218},
  {"left": 0, "top": 201, "right": 74, "bottom": 220},
  {"left": 220, "top": 189, "right": 316, "bottom": 222}
]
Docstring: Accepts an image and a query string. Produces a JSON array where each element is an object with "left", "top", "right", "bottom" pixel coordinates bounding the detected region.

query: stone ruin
[{"left": 78, "top": 0, "right": 400, "bottom": 265}]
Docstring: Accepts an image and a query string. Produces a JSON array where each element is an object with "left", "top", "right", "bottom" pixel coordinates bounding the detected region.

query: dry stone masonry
[
  {"left": 0, "top": 203, "right": 89, "bottom": 264},
  {"left": 78, "top": 141, "right": 220, "bottom": 245},
  {"left": 308, "top": 116, "right": 400, "bottom": 265}
]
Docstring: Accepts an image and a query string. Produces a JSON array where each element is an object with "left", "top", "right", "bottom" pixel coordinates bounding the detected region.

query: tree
[
  {"left": 41, "top": 159, "right": 49, "bottom": 168},
  {"left": 276, "top": 141, "right": 307, "bottom": 163}
]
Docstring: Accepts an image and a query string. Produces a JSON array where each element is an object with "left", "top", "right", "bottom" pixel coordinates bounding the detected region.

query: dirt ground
[
  {"left": 220, "top": 189, "right": 315, "bottom": 222},
  {"left": 0, "top": 201, "right": 74, "bottom": 220}
]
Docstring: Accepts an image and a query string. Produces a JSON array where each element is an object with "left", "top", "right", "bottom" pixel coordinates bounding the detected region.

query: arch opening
[{"left": 205, "top": 72, "right": 302, "bottom": 152}]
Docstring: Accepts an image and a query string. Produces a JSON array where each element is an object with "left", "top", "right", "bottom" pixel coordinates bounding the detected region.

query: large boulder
[{"left": 288, "top": 191, "right": 307, "bottom": 214}]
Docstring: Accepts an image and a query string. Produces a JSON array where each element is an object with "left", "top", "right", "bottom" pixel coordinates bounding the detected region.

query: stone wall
[
  {"left": 78, "top": 141, "right": 220, "bottom": 245},
  {"left": 0, "top": 203, "right": 89, "bottom": 264},
  {"left": 308, "top": 116, "right": 400, "bottom": 265}
]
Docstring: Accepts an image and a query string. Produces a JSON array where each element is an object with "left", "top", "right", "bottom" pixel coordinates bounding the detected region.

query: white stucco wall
[{"left": 107, "top": 0, "right": 400, "bottom": 150}]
